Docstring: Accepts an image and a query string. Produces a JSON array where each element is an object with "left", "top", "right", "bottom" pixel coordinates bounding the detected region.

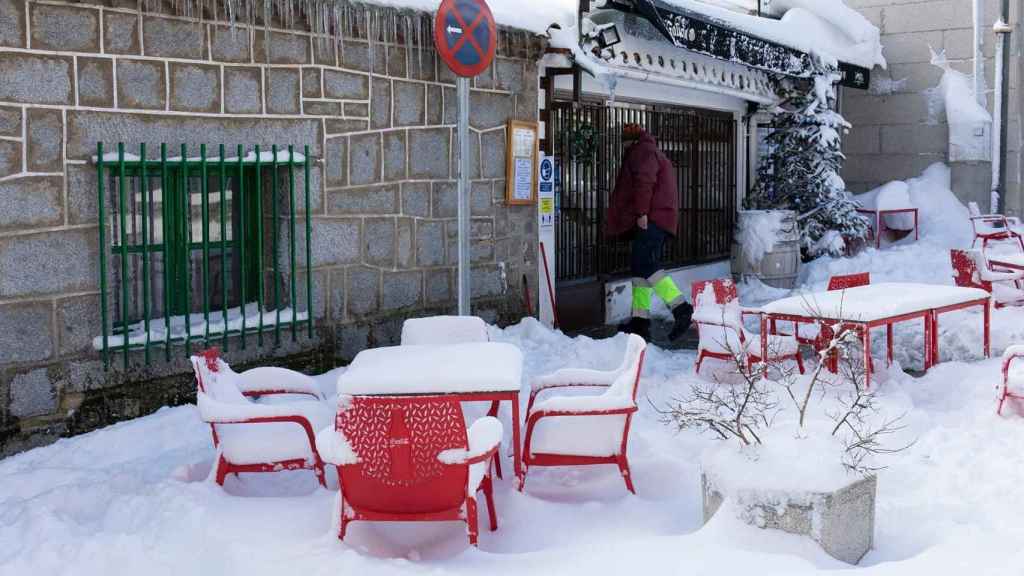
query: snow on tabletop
[
  {"left": 736, "top": 210, "right": 786, "bottom": 265},
  {"left": 761, "top": 283, "right": 990, "bottom": 322},
  {"left": 337, "top": 342, "right": 523, "bottom": 395},
  {"left": 400, "top": 315, "right": 488, "bottom": 346}
]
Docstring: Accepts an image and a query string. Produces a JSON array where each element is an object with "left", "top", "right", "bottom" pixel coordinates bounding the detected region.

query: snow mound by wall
[
  {"left": 929, "top": 50, "right": 992, "bottom": 162},
  {"left": 852, "top": 163, "right": 972, "bottom": 246}
]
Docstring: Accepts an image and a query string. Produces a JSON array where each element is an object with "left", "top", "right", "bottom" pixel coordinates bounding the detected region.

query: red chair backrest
[
  {"left": 691, "top": 278, "right": 738, "bottom": 307},
  {"left": 950, "top": 249, "right": 991, "bottom": 291},
  {"left": 828, "top": 272, "right": 870, "bottom": 291},
  {"left": 189, "top": 348, "right": 223, "bottom": 394},
  {"left": 337, "top": 395, "right": 469, "bottom": 515}
]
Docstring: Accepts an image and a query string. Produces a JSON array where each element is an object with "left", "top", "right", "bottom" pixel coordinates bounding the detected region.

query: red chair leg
[
  {"left": 215, "top": 455, "right": 229, "bottom": 486},
  {"left": 694, "top": 351, "right": 706, "bottom": 375},
  {"left": 794, "top": 352, "right": 805, "bottom": 374},
  {"left": 617, "top": 455, "right": 636, "bottom": 494},
  {"left": 338, "top": 498, "right": 348, "bottom": 541},
  {"left": 997, "top": 390, "right": 1008, "bottom": 416},
  {"left": 482, "top": 476, "right": 498, "bottom": 531},
  {"left": 486, "top": 401, "right": 503, "bottom": 479},
  {"left": 314, "top": 461, "right": 327, "bottom": 488},
  {"left": 466, "top": 497, "right": 480, "bottom": 547}
]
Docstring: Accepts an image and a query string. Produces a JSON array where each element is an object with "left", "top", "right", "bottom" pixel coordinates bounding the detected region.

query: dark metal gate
[{"left": 550, "top": 102, "right": 737, "bottom": 282}]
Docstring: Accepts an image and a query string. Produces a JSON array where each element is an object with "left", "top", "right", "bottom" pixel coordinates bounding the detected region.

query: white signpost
[{"left": 537, "top": 154, "right": 557, "bottom": 327}]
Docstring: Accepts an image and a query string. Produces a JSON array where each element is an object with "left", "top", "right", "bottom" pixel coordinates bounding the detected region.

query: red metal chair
[
  {"left": 967, "top": 202, "right": 1024, "bottom": 252},
  {"left": 827, "top": 272, "right": 871, "bottom": 291},
  {"left": 998, "top": 345, "right": 1024, "bottom": 415},
  {"left": 521, "top": 334, "right": 647, "bottom": 493},
  {"left": 400, "top": 315, "right": 505, "bottom": 478},
  {"left": 692, "top": 279, "right": 804, "bottom": 375},
  {"left": 951, "top": 249, "right": 1024, "bottom": 308},
  {"left": 191, "top": 348, "right": 331, "bottom": 487},
  {"left": 814, "top": 273, "right": 873, "bottom": 371},
  {"left": 316, "top": 395, "right": 501, "bottom": 546}
]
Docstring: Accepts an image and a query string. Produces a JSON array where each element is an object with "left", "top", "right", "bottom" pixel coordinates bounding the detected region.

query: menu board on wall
[{"left": 505, "top": 120, "right": 538, "bottom": 205}]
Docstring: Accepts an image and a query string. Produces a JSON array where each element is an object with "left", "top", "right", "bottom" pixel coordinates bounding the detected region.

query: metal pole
[{"left": 457, "top": 76, "right": 471, "bottom": 315}]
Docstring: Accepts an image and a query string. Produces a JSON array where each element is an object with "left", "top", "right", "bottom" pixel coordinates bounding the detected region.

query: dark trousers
[{"left": 630, "top": 224, "right": 667, "bottom": 279}]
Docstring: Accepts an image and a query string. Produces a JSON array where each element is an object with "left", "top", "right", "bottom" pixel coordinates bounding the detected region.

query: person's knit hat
[{"left": 622, "top": 123, "right": 644, "bottom": 140}]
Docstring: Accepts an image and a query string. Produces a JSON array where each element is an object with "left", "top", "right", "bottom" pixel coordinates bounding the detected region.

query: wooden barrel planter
[{"left": 730, "top": 210, "right": 801, "bottom": 289}]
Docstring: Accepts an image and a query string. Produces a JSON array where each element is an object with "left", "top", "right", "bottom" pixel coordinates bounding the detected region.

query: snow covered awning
[
  {"left": 595, "top": 0, "right": 878, "bottom": 89},
  {"left": 583, "top": 9, "right": 776, "bottom": 103}
]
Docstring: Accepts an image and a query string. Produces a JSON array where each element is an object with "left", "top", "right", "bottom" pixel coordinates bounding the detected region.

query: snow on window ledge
[{"left": 93, "top": 303, "right": 309, "bottom": 350}]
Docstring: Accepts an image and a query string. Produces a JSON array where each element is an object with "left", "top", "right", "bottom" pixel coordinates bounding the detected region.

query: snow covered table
[
  {"left": 338, "top": 342, "right": 526, "bottom": 485},
  {"left": 759, "top": 283, "right": 990, "bottom": 387}
]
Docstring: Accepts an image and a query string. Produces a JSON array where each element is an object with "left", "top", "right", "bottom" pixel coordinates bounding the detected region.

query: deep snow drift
[
  {"left": 4, "top": 162, "right": 1024, "bottom": 574},
  {"left": 4, "top": 306, "right": 1024, "bottom": 575}
]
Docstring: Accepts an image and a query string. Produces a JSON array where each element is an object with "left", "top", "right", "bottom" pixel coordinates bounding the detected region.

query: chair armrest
[
  {"left": 198, "top": 392, "right": 316, "bottom": 423},
  {"left": 740, "top": 306, "right": 762, "bottom": 317},
  {"left": 981, "top": 269, "right": 1024, "bottom": 283},
  {"left": 437, "top": 416, "right": 503, "bottom": 466},
  {"left": 198, "top": 394, "right": 324, "bottom": 465},
  {"left": 315, "top": 426, "right": 360, "bottom": 466},
  {"left": 528, "top": 369, "right": 620, "bottom": 413},
  {"left": 530, "top": 368, "right": 617, "bottom": 392},
  {"left": 236, "top": 366, "right": 324, "bottom": 400}
]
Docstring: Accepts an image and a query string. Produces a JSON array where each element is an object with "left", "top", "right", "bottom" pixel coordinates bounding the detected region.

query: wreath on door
[{"left": 569, "top": 123, "right": 598, "bottom": 164}]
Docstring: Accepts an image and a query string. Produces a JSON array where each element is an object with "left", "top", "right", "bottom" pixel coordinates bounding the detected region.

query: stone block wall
[
  {"left": 0, "top": 0, "right": 543, "bottom": 455},
  {"left": 841, "top": 0, "right": 1022, "bottom": 213}
]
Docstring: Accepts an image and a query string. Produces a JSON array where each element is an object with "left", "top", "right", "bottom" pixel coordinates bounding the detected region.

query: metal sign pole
[
  {"left": 435, "top": 0, "right": 495, "bottom": 316},
  {"left": 456, "top": 76, "right": 471, "bottom": 315}
]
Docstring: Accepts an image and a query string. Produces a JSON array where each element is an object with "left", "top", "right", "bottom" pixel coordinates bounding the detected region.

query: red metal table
[
  {"left": 857, "top": 208, "right": 919, "bottom": 248},
  {"left": 337, "top": 342, "right": 525, "bottom": 487},
  {"left": 759, "top": 283, "right": 990, "bottom": 388}
]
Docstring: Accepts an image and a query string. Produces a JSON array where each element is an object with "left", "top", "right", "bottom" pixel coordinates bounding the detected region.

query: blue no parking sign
[{"left": 434, "top": 0, "right": 496, "bottom": 78}]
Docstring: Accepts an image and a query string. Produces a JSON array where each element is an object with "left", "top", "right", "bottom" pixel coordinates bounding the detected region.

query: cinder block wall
[
  {"left": 0, "top": 0, "right": 543, "bottom": 455},
  {"left": 841, "top": 0, "right": 1022, "bottom": 214}
]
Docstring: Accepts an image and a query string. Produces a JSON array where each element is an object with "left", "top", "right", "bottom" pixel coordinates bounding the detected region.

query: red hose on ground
[
  {"left": 522, "top": 274, "right": 534, "bottom": 317},
  {"left": 539, "top": 241, "right": 559, "bottom": 328}
]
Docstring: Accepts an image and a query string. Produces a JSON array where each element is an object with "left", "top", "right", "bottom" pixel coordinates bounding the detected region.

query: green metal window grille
[{"left": 95, "top": 143, "right": 314, "bottom": 370}]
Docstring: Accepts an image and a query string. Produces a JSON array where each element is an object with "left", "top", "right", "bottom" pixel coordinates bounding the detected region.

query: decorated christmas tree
[{"left": 747, "top": 56, "right": 870, "bottom": 258}]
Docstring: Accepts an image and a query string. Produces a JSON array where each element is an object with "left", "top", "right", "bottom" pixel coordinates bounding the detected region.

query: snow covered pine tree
[{"left": 747, "top": 55, "right": 870, "bottom": 258}]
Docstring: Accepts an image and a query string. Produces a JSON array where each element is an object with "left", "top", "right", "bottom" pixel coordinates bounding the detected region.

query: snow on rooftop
[{"left": 660, "top": 0, "right": 886, "bottom": 69}]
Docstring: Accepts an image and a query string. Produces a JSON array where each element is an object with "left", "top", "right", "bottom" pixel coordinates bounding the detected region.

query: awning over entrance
[
  {"left": 586, "top": 8, "right": 777, "bottom": 103},
  {"left": 591, "top": 0, "right": 871, "bottom": 90}
]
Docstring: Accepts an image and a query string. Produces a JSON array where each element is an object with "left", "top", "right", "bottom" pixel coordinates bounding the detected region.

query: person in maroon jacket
[{"left": 606, "top": 123, "right": 692, "bottom": 341}]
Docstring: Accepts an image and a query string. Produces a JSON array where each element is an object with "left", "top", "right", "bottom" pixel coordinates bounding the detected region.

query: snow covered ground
[
  {"left": 4, "top": 302, "right": 1024, "bottom": 574},
  {"left": 4, "top": 163, "right": 1024, "bottom": 574}
]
